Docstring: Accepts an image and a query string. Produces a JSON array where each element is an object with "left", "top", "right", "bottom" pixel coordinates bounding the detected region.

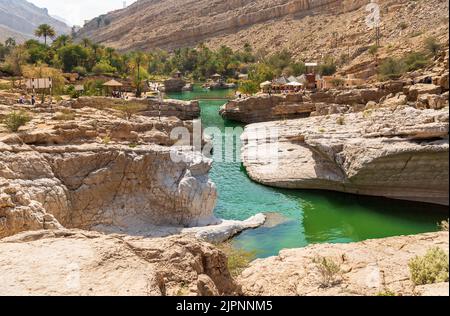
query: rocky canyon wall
[
  {"left": 76, "top": 0, "right": 365, "bottom": 51},
  {"left": 0, "top": 143, "right": 217, "bottom": 238}
]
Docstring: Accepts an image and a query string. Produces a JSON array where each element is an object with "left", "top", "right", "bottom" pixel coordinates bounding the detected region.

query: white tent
[{"left": 286, "top": 82, "right": 303, "bottom": 86}]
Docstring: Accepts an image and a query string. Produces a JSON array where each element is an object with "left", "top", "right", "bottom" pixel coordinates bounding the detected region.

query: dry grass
[{"left": 218, "top": 242, "right": 256, "bottom": 278}]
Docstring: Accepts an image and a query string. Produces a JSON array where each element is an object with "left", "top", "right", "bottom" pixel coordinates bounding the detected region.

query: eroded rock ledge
[
  {"left": 241, "top": 106, "right": 449, "bottom": 205},
  {"left": 238, "top": 231, "right": 449, "bottom": 296},
  {"left": 0, "top": 143, "right": 217, "bottom": 238},
  {"left": 0, "top": 229, "right": 240, "bottom": 296}
]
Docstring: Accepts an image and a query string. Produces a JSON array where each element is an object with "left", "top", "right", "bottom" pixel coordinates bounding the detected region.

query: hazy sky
[{"left": 29, "top": 0, "right": 137, "bottom": 26}]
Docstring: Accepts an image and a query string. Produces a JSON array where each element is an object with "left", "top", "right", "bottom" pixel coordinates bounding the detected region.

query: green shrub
[
  {"left": 368, "top": 45, "right": 379, "bottom": 56},
  {"left": 313, "top": 256, "right": 342, "bottom": 287},
  {"left": 92, "top": 60, "right": 117, "bottom": 75},
  {"left": 376, "top": 290, "right": 397, "bottom": 296},
  {"left": 113, "top": 103, "right": 147, "bottom": 120},
  {"left": 102, "top": 136, "right": 111, "bottom": 145},
  {"left": 218, "top": 243, "right": 256, "bottom": 278},
  {"left": 53, "top": 108, "right": 75, "bottom": 121},
  {"left": 409, "top": 247, "right": 449, "bottom": 285},
  {"left": 72, "top": 66, "right": 87, "bottom": 76},
  {"left": 3, "top": 111, "right": 31, "bottom": 132},
  {"left": 238, "top": 80, "right": 259, "bottom": 95},
  {"left": 403, "top": 52, "right": 429, "bottom": 71},
  {"left": 336, "top": 115, "right": 345, "bottom": 125},
  {"left": 378, "top": 57, "right": 406, "bottom": 80},
  {"left": 398, "top": 22, "right": 408, "bottom": 30},
  {"left": 424, "top": 37, "right": 441, "bottom": 56},
  {"left": 440, "top": 220, "right": 449, "bottom": 231},
  {"left": 319, "top": 57, "right": 337, "bottom": 76},
  {"left": 331, "top": 78, "right": 345, "bottom": 87}
]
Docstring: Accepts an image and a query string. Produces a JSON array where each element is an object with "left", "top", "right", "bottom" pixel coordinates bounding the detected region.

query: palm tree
[
  {"left": 53, "top": 35, "right": 71, "bottom": 49},
  {"left": 105, "top": 47, "right": 115, "bottom": 63},
  {"left": 82, "top": 38, "right": 91, "bottom": 48},
  {"left": 130, "top": 51, "right": 148, "bottom": 97},
  {"left": 34, "top": 24, "right": 56, "bottom": 45},
  {"left": 5, "top": 37, "right": 16, "bottom": 48}
]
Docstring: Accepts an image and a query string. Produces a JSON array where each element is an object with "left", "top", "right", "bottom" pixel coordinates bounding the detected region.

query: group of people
[
  {"left": 17, "top": 95, "right": 36, "bottom": 105},
  {"left": 111, "top": 90, "right": 125, "bottom": 98}
]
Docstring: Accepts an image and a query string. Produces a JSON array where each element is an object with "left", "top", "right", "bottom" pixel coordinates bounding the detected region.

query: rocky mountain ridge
[{"left": 0, "top": 0, "right": 70, "bottom": 43}]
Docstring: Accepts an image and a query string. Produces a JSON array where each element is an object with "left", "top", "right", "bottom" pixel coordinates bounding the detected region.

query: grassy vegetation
[
  {"left": 53, "top": 108, "right": 75, "bottom": 121},
  {"left": 1, "top": 24, "right": 341, "bottom": 98},
  {"left": 408, "top": 247, "right": 449, "bottom": 286},
  {"left": 313, "top": 256, "right": 342, "bottom": 288},
  {"left": 376, "top": 290, "right": 397, "bottom": 296},
  {"left": 2, "top": 111, "right": 31, "bottom": 132},
  {"left": 440, "top": 220, "right": 449, "bottom": 231},
  {"left": 218, "top": 243, "right": 256, "bottom": 278},
  {"left": 113, "top": 103, "right": 147, "bottom": 120},
  {"left": 378, "top": 37, "right": 439, "bottom": 81},
  {"left": 336, "top": 115, "right": 346, "bottom": 125}
]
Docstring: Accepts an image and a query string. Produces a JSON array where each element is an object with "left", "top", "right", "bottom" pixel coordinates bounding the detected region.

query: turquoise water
[{"left": 169, "top": 86, "right": 448, "bottom": 258}]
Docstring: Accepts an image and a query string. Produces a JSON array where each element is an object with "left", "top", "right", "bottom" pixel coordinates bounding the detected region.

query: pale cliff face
[{"left": 0, "top": 99, "right": 217, "bottom": 238}]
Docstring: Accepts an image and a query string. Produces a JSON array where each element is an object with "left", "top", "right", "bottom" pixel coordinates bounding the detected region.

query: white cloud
[{"left": 29, "top": 0, "right": 137, "bottom": 26}]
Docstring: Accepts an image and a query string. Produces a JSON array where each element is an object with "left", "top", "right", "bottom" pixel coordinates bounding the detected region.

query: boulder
[
  {"left": 241, "top": 107, "right": 449, "bottom": 205},
  {"left": 0, "top": 230, "right": 240, "bottom": 296},
  {"left": 407, "top": 84, "right": 442, "bottom": 102},
  {"left": 238, "top": 232, "right": 449, "bottom": 296}
]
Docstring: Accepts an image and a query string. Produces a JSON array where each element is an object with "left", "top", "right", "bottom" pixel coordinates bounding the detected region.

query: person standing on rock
[{"left": 31, "top": 95, "right": 36, "bottom": 106}]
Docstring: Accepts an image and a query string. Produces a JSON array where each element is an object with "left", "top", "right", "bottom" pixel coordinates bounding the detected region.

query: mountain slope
[
  {"left": 0, "top": 0, "right": 71, "bottom": 43},
  {"left": 76, "top": 0, "right": 358, "bottom": 51}
]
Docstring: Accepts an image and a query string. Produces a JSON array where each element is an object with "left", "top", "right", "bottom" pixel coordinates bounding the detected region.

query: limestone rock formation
[
  {"left": 0, "top": 0, "right": 70, "bottom": 43},
  {"left": 220, "top": 94, "right": 313, "bottom": 123},
  {"left": 64, "top": 96, "right": 201, "bottom": 121},
  {"left": 238, "top": 231, "right": 449, "bottom": 296},
  {"left": 0, "top": 101, "right": 218, "bottom": 238},
  {"left": 241, "top": 106, "right": 449, "bottom": 205},
  {"left": 0, "top": 142, "right": 218, "bottom": 238},
  {"left": 220, "top": 86, "right": 399, "bottom": 123},
  {"left": 0, "top": 229, "right": 240, "bottom": 296},
  {"left": 163, "top": 78, "right": 187, "bottom": 93}
]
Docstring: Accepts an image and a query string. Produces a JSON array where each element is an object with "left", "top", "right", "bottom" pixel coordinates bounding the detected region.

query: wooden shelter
[{"left": 103, "top": 79, "right": 123, "bottom": 97}]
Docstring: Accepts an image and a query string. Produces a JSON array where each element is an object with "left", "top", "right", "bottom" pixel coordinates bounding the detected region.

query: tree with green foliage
[
  {"left": 34, "top": 24, "right": 56, "bottom": 45},
  {"left": 3, "top": 111, "right": 31, "bottom": 132},
  {"left": 403, "top": 52, "right": 429, "bottom": 71},
  {"left": 129, "top": 52, "right": 148, "bottom": 97},
  {"left": 81, "top": 38, "right": 92, "bottom": 48},
  {"left": 57, "top": 44, "right": 89, "bottom": 72},
  {"left": 238, "top": 80, "right": 259, "bottom": 95},
  {"left": 424, "top": 37, "right": 441, "bottom": 57},
  {"left": 3, "top": 46, "right": 29, "bottom": 76},
  {"left": 319, "top": 56, "right": 337, "bottom": 76},
  {"left": 378, "top": 57, "right": 406, "bottom": 80},
  {"left": 5, "top": 37, "right": 16, "bottom": 48},
  {"left": 52, "top": 35, "right": 72, "bottom": 49},
  {"left": 92, "top": 60, "right": 117, "bottom": 75}
]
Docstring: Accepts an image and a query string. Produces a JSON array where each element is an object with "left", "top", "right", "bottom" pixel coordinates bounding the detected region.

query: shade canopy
[
  {"left": 103, "top": 79, "right": 123, "bottom": 87},
  {"left": 286, "top": 82, "right": 303, "bottom": 86}
]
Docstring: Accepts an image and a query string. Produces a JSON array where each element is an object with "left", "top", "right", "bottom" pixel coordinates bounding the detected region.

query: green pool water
[{"left": 169, "top": 86, "right": 447, "bottom": 258}]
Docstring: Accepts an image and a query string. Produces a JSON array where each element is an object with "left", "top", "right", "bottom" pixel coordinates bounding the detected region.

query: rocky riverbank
[
  {"left": 241, "top": 106, "right": 449, "bottom": 205},
  {"left": 0, "top": 229, "right": 240, "bottom": 296},
  {"left": 64, "top": 96, "right": 201, "bottom": 121},
  {"left": 238, "top": 231, "right": 449, "bottom": 296},
  {"left": 0, "top": 99, "right": 264, "bottom": 241}
]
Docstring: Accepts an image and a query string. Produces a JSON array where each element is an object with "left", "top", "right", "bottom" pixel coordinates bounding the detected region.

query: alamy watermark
[
  {"left": 169, "top": 120, "right": 280, "bottom": 169},
  {"left": 365, "top": 0, "right": 381, "bottom": 29}
]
